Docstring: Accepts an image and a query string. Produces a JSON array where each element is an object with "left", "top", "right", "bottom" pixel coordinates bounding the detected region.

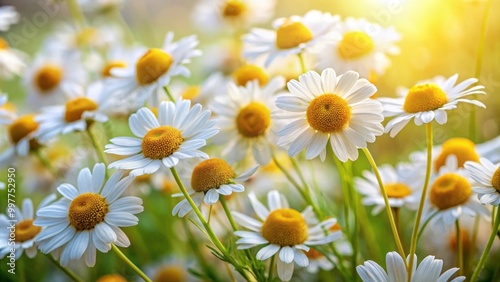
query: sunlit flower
[
  {"left": 34, "top": 163, "right": 143, "bottom": 267},
  {"left": 243, "top": 10, "right": 339, "bottom": 67},
  {"left": 0, "top": 94, "right": 15, "bottom": 123},
  {"left": 274, "top": 68, "right": 384, "bottom": 162},
  {"left": 0, "top": 36, "right": 26, "bottom": 79},
  {"left": 0, "top": 6, "right": 19, "bottom": 31},
  {"left": 105, "top": 100, "right": 218, "bottom": 176},
  {"left": 233, "top": 190, "right": 341, "bottom": 281},
  {"left": 380, "top": 74, "right": 486, "bottom": 137},
  {"left": 0, "top": 195, "right": 56, "bottom": 259},
  {"left": 144, "top": 257, "right": 191, "bottom": 282},
  {"left": 465, "top": 158, "right": 500, "bottom": 206},
  {"left": 0, "top": 111, "right": 42, "bottom": 165},
  {"left": 171, "top": 72, "right": 226, "bottom": 108},
  {"left": 231, "top": 64, "right": 270, "bottom": 87},
  {"left": 172, "top": 158, "right": 258, "bottom": 217},
  {"left": 95, "top": 274, "right": 128, "bottom": 282},
  {"left": 211, "top": 77, "right": 285, "bottom": 165},
  {"left": 44, "top": 24, "right": 123, "bottom": 52},
  {"left": 357, "top": 251, "right": 465, "bottom": 282}
]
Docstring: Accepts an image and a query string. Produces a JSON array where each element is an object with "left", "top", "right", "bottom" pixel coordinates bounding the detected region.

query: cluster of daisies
[{"left": 0, "top": 1, "right": 499, "bottom": 281}]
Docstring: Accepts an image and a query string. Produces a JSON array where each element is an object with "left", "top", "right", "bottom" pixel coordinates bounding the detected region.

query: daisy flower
[
  {"left": 172, "top": 158, "right": 258, "bottom": 217},
  {"left": 35, "top": 82, "right": 112, "bottom": 142},
  {"left": 243, "top": 10, "right": 340, "bottom": 67},
  {"left": 0, "top": 6, "right": 18, "bottom": 31},
  {"left": 233, "top": 190, "right": 341, "bottom": 281},
  {"left": 105, "top": 100, "right": 218, "bottom": 176},
  {"left": 357, "top": 251, "right": 465, "bottom": 282},
  {"left": 0, "top": 36, "right": 26, "bottom": 80},
  {"left": 316, "top": 18, "right": 400, "bottom": 78},
  {"left": 275, "top": 68, "right": 384, "bottom": 162},
  {"left": 106, "top": 32, "right": 201, "bottom": 109},
  {"left": 0, "top": 195, "right": 56, "bottom": 260},
  {"left": 34, "top": 163, "right": 143, "bottom": 267},
  {"left": 211, "top": 77, "right": 285, "bottom": 165},
  {"left": 380, "top": 74, "right": 486, "bottom": 137},
  {"left": 0, "top": 94, "right": 15, "bottom": 123},
  {"left": 171, "top": 72, "right": 225, "bottom": 108},
  {"left": 355, "top": 163, "right": 421, "bottom": 215},
  {"left": 231, "top": 64, "right": 270, "bottom": 87},
  {"left": 0, "top": 111, "right": 42, "bottom": 165},
  {"left": 464, "top": 158, "right": 500, "bottom": 206}
]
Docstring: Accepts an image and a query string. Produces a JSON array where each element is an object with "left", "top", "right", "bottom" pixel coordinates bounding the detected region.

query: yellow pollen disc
[
  {"left": 337, "top": 31, "right": 374, "bottom": 60},
  {"left": 101, "top": 60, "right": 127, "bottom": 77},
  {"left": 403, "top": 83, "right": 448, "bottom": 113},
  {"left": 14, "top": 219, "right": 41, "bottom": 242},
  {"left": 236, "top": 102, "right": 271, "bottom": 138},
  {"left": 191, "top": 158, "right": 235, "bottom": 192},
  {"left": 8, "top": 115, "right": 39, "bottom": 145},
  {"left": 261, "top": 208, "right": 308, "bottom": 246},
  {"left": 0, "top": 101, "right": 16, "bottom": 113},
  {"left": 181, "top": 86, "right": 201, "bottom": 100},
  {"left": 430, "top": 173, "right": 471, "bottom": 210},
  {"left": 136, "top": 48, "right": 173, "bottom": 85},
  {"left": 385, "top": 183, "right": 412, "bottom": 198},
  {"left": 434, "top": 138, "right": 479, "bottom": 171},
  {"left": 449, "top": 229, "right": 470, "bottom": 253},
  {"left": 161, "top": 180, "right": 177, "bottom": 195},
  {"left": 64, "top": 97, "right": 98, "bottom": 123},
  {"left": 330, "top": 222, "right": 341, "bottom": 232},
  {"left": 304, "top": 248, "right": 324, "bottom": 259},
  {"left": 96, "top": 274, "right": 128, "bottom": 282},
  {"left": 276, "top": 21, "right": 313, "bottom": 49},
  {"left": 492, "top": 167, "right": 500, "bottom": 192},
  {"left": 34, "top": 64, "right": 63, "bottom": 92},
  {"left": 134, "top": 174, "right": 151, "bottom": 183},
  {"left": 0, "top": 37, "right": 9, "bottom": 49},
  {"left": 76, "top": 28, "right": 97, "bottom": 46},
  {"left": 149, "top": 107, "right": 159, "bottom": 117},
  {"left": 68, "top": 193, "right": 109, "bottom": 231},
  {"left": 306, "top": 94, "right": 351, "bottom": 133},
  {"left": 233, "top": 65, "right": 269, "bottom": 86},
  {"left": 141, "top": 126, "right": 183, "bottom": 160},
  {"left": 154, "top": 265, "right": 186, "bottom": 282},
  {"left": 222, "top": 1, "right": 246, "bottom": 17}
]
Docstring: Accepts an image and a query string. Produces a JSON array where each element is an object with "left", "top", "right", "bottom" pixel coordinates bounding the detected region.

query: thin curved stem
[
  {"left": 470, "top": 207, "right": 500, "bottom": 281},
  {"left": 34, "top": 149, "right": 58, "bottom": 177},
  {"left": 111, "top": 244, "right": 151, "bottom": 282},
  {"left": 87, "top": 127, "right": 108, "bottom": 168},
  {"left": 44, "top": 253, "right": 84, "bottom": 282},
  {"left": 297, "top": 53, "right": 307, "bottom": 74},
  {"left": 456, "top": 220, "right": 464, "bottom": 276},
  {"left": 267, "top": 255, "right": 275, "bottom": 282},
  {"left": 67, "top": 0, "right": 87, "bottom": 29},
  {"left": 220, "top": 196, "right": 238, "bottom": 231},
  {"left": 163, "top": 86, "right": 176, "bottom": 103}
]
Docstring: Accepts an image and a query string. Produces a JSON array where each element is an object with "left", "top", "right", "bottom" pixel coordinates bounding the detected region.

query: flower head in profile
[
  {"left": 465, "top": 158, "right": 500, "bottom": 206},
  {"left": 357, "top": 251, "right": 465, "bottom": 282},
  {"left": 172, "top": 158, "right": 258, "bottom": 217},
  {"left": 34, "top": 163, "right": 143, "bottom": 267},
  {"left": 0, "top": 36, "right": 26, "bottom": 80},
  {"left": 243, "top": 10, "right": 339, "bottom": 67},
  {"left": 380, "top": 74, "right": 486, "bottom": 137},
  {"left": 233, "top": 190, "right": 341, "bottom": 281},
  {"left": 106, "top": 100, "right": 218, "bottom": 176},
  {"left": 274, "top": 68, "right": 384, "bottom": 162}
]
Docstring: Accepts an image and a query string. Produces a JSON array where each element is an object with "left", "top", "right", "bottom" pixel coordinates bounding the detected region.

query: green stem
[
  {"left": 416, "top": 210, "right": 439, "bottom": 242},
  {"left": 220, "top": 197, "right": 238, "bottom": 231},
  {"left": 290, "top": 157, "right": 323, "bottom": 217},
  {"left": 113, "top": 10, "right": 135, "bottom": 44},
  {"left": 468, "top": 215, "right": 481, "bottom": 275},
  {"left": 163, "top": 86, "right": 176, "bottom": 103},
  {"left": 267, "top": 255, "right": 275, "bottom": 282},
  {"left": 44, "top": 253, "right": 84, "bottom": 282},
  {"left": 456, "top": 220, "right": 464, "bottom": 276},
  {"left": 407, "top": 123, "right": 433, "bottom": 280},
  {"left": 272, "top": 156, "right": 308, "bottom": 206},
  {"left": 111, "top": 244, "right": 152, "bottom": 282},
  {"left": 471, "top": 207, "right": 500, "bottom": 281},
  {"left": 18, "top": 256, "right": 26, "bottom": 282},
  {"left": 334, "top": 157, "right": 351, "bottom": 245},
  {"left": 392, "top": 207, "right": 401, "bottom": 242},
  {"left": 297, "top": 53, "right": 307, "bottom": 74},
  {"left": 362, "top": 147, "right": 406, "bottom": 262},
  {"left": 87, "top": 127, "right": 108, "bottom": 168},
  {"left": 67, "top": 0, "right": 87, "bottom": 29},
  {"left": 34, "top": 149, "right": 58, "bottom": 177}
]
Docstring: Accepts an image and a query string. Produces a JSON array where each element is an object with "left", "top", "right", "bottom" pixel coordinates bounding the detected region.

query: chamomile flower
[
  {"left": 243, "top": 10, "right": 340, "bottom": 67},
  {"left": 355, "top": 163, "right": 421, "bottom": 215},
  {"left": 172, "top": 72, "right": 226, "bottom": 108},
  {"left": 357, "top": 251, "right": 465, "bottom": 282},
  {"left": 303, "top": 248, "right": 335, "bottom": 273},
  {"left": 172, "top": 158, "right": 258, "bottom": 217},
  {"left": 0, "top": 36, "right": 26, "bottom": 79},
  {"left": 233, "top": 190, "right": 341, "bottom": 281},
  {"left": 0, "top": 112, "right": 42, "bottom": 166},
  {"left": 0, "top": 6, "right": 18, "bottom": 31},
  {"left": 316, "top": 18, "right": 400, "bottom": 78},
  {"left": 34, "top": 163, "right": 143, "bottom": 267},
  {"left": 35, "top": 82, "right": 112, "bottom": 142},
  {"left": 106, "top": 32, "right": 201, "bottom": 109},
  {"left": 105, "top": 100, "right": 218, "bottom": 176},
  {"left": 380, "top": 74, "right": 486, "bottom": 137},
  {"left": 0, "top": 94, "right": 15, "bottom": 123},
  {"left": 464, "top": 158, "right": 500, "bottom": 206},
  {"left": 231, "top": 64, "right": 270, "bottom": 87},
  {"left": 211, "top": 77, "right": 285, "bottom": 165},
  {"left": 275, "top": 68, "right": 384, "bottom": 162},
  {"left": 0, "top": 195, "right": 56, "bottom": 260}
]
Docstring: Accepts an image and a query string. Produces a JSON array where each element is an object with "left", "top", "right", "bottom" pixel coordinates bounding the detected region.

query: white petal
[{"left": 256, "top": 244, "right": 280, "bottom": 261}]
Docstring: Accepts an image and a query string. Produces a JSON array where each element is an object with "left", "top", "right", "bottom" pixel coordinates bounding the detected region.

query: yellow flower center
[
  {"left": 306, "top": 94, "right": 351, "bottom": 133},
  {"left": 34, "top": 64, "right": 63, "bottom": 92},
  {"left": 434, "top": 138, "right": 479, "bottom": 172},
  {"left": 222, "top": 1, "right": 246, "bottom": 18},
  {"left": 154, "top": 265, "right": 186, "bottom": 282},
  {"left": 0, "top": 37, "right": 9, "bottom": 49},
  {"left": 134, "top": 174, "right": 151, "bottom": 183},
  {"left": 304, "top": 248, "right": 324, "bottom": 259},
  {"left": 101, "top": 60, "right": 127, "bottom": 77},
  {"left": 261, "top": 208, "right": 308, "bottom": 246},
  {"left": 96, "top": 274, "right": 128, "bottom": 282},
  {"left": 161, "top": 180, "right": 178, "bottom": 195},
  {"left": 233, "top": 65, "right": 269, "bottom": 86},
  {"left": 236, "top": 102, "right": 271, "bottom": 138},
  {"left": 8, "top": 115, "right": 39, "bottom": 144},
  {"left": 449, "top": 229, "right": 470, "bottom": 253},
  {"left": 76, "top": 27, "right": 97, "bottom": 46},
  {"left": 430, "top": 173, "right": 471, "bottom": 210},
  {"left": 191, "top": 158, "right": 235, "bottom": 192},
  {"left": 276, "top": 21, "right": 313, "bottom": 49},
  {"left": 64, "top": 97, "right": 99, "bottom": 123},
  {"left": 141, "top": 126, "right": 183, "bottom": 160},
  {"left": 0, "top": 101, "right": 16, "bottom": 113},
  {"left": 68, "top": 193, "right": 109, "bottom": 231},
  {"left": 403, "top": 84, "right": 448, "bottom": 113},
  {"left": 181, "top": 86, "right": 201, "bottom": 100},
  {"left": 492, "top": 167, "right": 500, "bottom": 191},
  {"left": 385, "top": 183, "right": 412, "bottom": 198},
  {"left": 136, "top": 48, "right": 173, "bottom": 85},
  {"left": 337, "top": 31, "right": 374, "bottom": 60},
  {"left": 14, "top": 219, "right": 41, "bottom": 242}
]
